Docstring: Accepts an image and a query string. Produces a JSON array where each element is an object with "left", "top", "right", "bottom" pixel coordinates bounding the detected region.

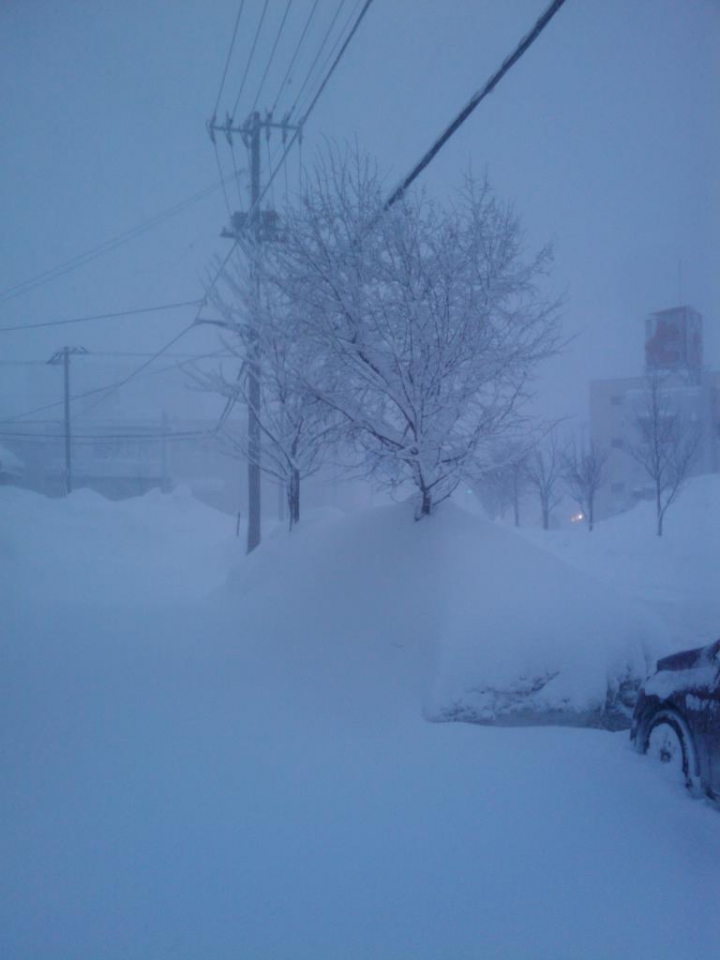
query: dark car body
[{"left": 630, "top": 638, "right": 720, "bottom": 802}]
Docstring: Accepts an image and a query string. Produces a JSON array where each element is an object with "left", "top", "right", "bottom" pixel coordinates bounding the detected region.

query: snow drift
[{"left": 3, "top": 481, "right": 720, "bottom": 960}]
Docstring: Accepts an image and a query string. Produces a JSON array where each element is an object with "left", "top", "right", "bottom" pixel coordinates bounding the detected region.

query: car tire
[{"left": 644, "top": 713, "right": 695, "bottom": 791}]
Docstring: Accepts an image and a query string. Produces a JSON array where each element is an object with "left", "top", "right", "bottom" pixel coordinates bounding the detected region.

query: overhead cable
[
  {"left": 0, "top": 299, "right": 202, "bottom": 334},
  {"left": 251, "top": 0, "right": 294, "bottom": 115},
  {"left": 287, "top": 0, "right": 350, "bottom": 120},
  {"left": 270, "top": 0, "right": 321, "bottom": 115},
  {"left": 383, "top": 0, "right": 570, "bottom": 210},
  {"left": 213, "top": 0, "right": 247, "bottom": 118},
  {"left": 294, "top": 0, "right": 362, "bottom": 122},
  {"left": 251, "top": 0, "right": 375, "bottom": 219},
  {"left": 0, "top": 429, "right": 213, "bottom": 444},
  {"left": 0, "top": 180, "right": 224, "bottom": 304},
  {"left": 0, "top": 326, "right": 198, "bottom": 426},
  {"left": 73, "top": 240, "right": 239, "bottom": 422},
  {"left": 231, "top": 0, "right": 271, "bottom": 120}
]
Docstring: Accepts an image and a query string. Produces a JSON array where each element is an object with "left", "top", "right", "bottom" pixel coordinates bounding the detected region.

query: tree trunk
[
  {"left": 292, "top": 468, "right": 300, "bottom": 527},
  {"left": 541, "top": 502, "right": 549, "bottom": 530},
  {"left": 418, "top": 485, "right": 432, "bottom": 519},
  {"left": 287, "top": 468, "right": 301, "bottom": 530}
]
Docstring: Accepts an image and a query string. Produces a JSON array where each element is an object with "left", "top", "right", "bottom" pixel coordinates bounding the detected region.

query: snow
[
  {"left": 645, "top": 663, "right": 718, "bottom": 700},
  {"left": 2, "top": 479, "right": 719, "bottom": 958},
  {"left": 0, "top": 442, "right": 23, "bottom": 475},
  {"left": 515, "top": 474, "right": 720, "bottom": 646}
]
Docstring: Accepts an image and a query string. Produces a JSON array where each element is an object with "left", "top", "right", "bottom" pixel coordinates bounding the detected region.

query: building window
[{"left": 610, "top": 395, "right": 623, "bottom": 406}]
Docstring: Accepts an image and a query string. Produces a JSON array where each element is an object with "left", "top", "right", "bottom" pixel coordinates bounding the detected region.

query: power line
[
  {"left": 0, "top": 429, "right": 214, "bottom": 444},
  {"left": 0, "top": 299, "right": 202, "bottom": 334},
  {"left": 287, "top": 0, "right": 349, "bottom": 121},
  {"left": 74, "top": 241, "right": 239, "bottom": 422},
  {"left": 1, "top": 205, "right": 238, "bottom": 429},
  {"left": 0, "top": 351, "right": 230, "bottom": 425},
  {"left": 231, "top": 0, "right": 271, "bottom": 120},
  {"left": 251, "top": 0, "right": 294, "bottom": 115},
  {"left": 0, "top": 0, "right": 365, "bottom": 308},
  {"left": 0, "top": 349, "right": 230, "bottom": 364},
  {"left": 294, "top": 0, "right": 362, "bottom": 122},
  {"left": 213, "top": 140, "right": 235, "bottom": 220},
  {"left": 250, "top": 0, "right": 376, "bottom": 221},
  {"left": 204, "top": 1, "right": 373, "bottom": 443},
  {"left": 213, "top": 0, "right": 247, "bottom": 118},
  {"left": 0, "top": 334, "right": 197, "bottom": 426},
  {"left": 270, "top": 0, "right": 320, "bottom": 115},
  {"left": 0, "top": 181, "right": 224, "bottom": 305},
  {"left": 71, "top": 324, "right": 198, "bottom": 422},
  {"left": 383, "top": 0, "right": 570, "bottom": 211}
]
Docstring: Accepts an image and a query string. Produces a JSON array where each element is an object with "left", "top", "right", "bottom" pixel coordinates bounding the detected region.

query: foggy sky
[{"left": 1, "top": 0, "right": 718, "bottom": 424}]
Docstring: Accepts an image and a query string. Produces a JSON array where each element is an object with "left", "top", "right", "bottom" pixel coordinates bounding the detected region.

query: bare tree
[
  {"left": 627, "top": 372, "right": 702, "bottom": 536},
  {"left": 269, "top": 150, "right": 560, "bottom": 519},
  {"left": 526, "top": 429, "right": 564, "bottom": 530},
  {"left": 477, "top": 441, "right": 530, "bottom": 526},
  {"left": 561, "top": 436, "right": 608, "bottom": 532},
  {"left": 200, "top": 254, "right": 338, "bottom": 530}
]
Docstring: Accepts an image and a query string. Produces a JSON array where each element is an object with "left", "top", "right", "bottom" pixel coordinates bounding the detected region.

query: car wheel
[{"left": 645, "top": 715, "right": 692, "bottom": 789}]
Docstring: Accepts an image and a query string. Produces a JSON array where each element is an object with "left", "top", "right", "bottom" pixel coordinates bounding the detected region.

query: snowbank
[
  {"left": 3, "top": 482, "right": 704, "bottom": 727},
  {"left": 0, "top": 443, "right": 23, "bottom": 475},
  {"left": 516, "top": 474, "right": 720, "bottom": 646},
  {"left": 0, "top": 484, "right": 237, "bottom": 606},
  {"left": 216, "top": 498, "right": 675, "bottom": 728},
  {"left": 3, "top": 484, "right": 720, "bottom": 959}
]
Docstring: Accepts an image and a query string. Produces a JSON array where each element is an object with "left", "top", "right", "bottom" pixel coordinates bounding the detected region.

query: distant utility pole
[
  {"left": 207, "top": 110, "right": 299, "bottom": 554},
  {"left": 47, "top": 345, "right": 87, "bottom": 494}
]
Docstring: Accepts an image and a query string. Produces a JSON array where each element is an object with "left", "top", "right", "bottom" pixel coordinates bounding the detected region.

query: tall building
[
  {"left": 590, "top": 306, "right": 719, "bottom": 518},
  {"left": 644, "top": 306, "right": 703, "bottom": 381}
]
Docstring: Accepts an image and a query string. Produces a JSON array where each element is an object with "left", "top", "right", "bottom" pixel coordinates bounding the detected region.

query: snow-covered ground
[{"left": 2, "top": 481, "right": 719, "bottom": 959}]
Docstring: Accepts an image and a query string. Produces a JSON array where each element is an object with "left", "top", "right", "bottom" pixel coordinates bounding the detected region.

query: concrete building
[{"left": 590, "top": 306, "right": 720, "bottom": 518}]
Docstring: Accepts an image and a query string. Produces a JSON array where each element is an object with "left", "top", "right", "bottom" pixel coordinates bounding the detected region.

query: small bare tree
[
  {"left": 200, "top": 254, "right": 338, "bottom": 530},
  {"left": 526, "top": 429, "right": 564, "bottom": 530},
  {"left": 627, "top": 373, "right": 702, "bottom": 536},
  {"left": 477, "top": 441, "right": 530, "bottom": 526},
  {"left": 561, "top": 437, "right": 608, "bottom": 532}
]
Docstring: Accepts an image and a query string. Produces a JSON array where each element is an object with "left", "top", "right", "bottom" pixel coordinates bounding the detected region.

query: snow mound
[
  {"left": 3, "top": 480, "right": 710, "bottom": 728},
  {"left": 222, "top": 500, "right": 672, "bottom": 727},
  {"left": 0, "top": 443, "right": 24, "bottom": 475},
  {"left": 517, "top": 474, "right": 720, "bottom": 646},
  {"left": 0, "top": 484, "right": 236, "bottom": 606}
]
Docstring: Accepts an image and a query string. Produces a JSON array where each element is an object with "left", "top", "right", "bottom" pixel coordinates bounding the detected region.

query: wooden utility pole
[
  {"left": 246, "top": 111, "right": 262, "bottom": 555},
  {"left": 47, "top": 346, "right": 87, "bottom": 495},
  {"left": 208, "top": 110, "right": 299, "bottom": 553}
]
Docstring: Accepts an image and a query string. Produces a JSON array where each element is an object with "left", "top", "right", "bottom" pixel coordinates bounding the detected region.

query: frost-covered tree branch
[{"left": 266, "top": 148, "right": 561, "bottom": 519}]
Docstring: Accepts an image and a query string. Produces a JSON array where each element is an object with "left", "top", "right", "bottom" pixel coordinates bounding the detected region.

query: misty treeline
[
  {"left": 202, "top": 148, "right": 561, "bottom": 525},
  {"left": 478, "top": 430, "right": 608, "bottom": 532},
  {"left": 478, "top": 372, "right": 701, "bottom": 535}
]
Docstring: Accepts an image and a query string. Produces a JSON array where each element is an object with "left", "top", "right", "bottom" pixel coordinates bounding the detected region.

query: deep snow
[{"left": 2, "top": 481, "right": 719, "bottom": 959}]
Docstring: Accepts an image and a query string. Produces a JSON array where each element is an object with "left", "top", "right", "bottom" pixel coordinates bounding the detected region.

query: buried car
[{"left": 631, "top": 638, "right": 720, "bottom": 802}]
